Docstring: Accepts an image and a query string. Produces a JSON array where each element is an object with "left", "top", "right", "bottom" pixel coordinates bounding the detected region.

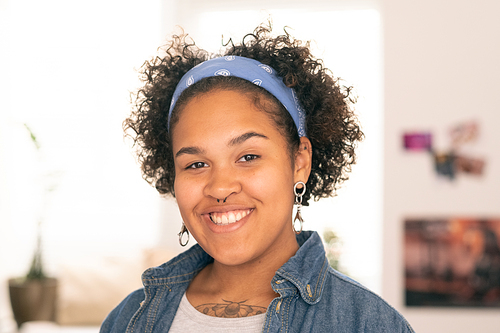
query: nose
[{"left": 203, "top": 166, "right": 241, "bottom": 201}]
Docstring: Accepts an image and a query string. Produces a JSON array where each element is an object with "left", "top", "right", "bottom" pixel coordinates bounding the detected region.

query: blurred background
[{"left": 1, "top": 0, "right": 499, "bottom": 332}]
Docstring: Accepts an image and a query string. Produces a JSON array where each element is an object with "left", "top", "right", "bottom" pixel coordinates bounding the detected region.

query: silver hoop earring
[
  {"left": 178, "top": 223, "right": 190, "bottom": 247},
  {"left": 293, "top": 181, "right": 306, "bottom": 234}
]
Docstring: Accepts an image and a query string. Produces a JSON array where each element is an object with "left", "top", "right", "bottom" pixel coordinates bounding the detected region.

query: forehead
[{"left": 171, "top": 89, "right": 283, "bottom": 145}]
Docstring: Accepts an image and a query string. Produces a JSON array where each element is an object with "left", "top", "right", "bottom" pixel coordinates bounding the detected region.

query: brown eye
[
  {"left": 187, "top": 162, "right": 208, "bottom": 169},
  {"left": 238, "top": 154, "right": 259, "bottom": 162}
]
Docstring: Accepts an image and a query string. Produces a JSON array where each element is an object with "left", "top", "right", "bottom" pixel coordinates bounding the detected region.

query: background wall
[
  {"left": 1, "top": 0, "right": 500, "bottom": 332},
  {"left": 160, "top": 1, "right": 500, "bottom": 331},
  {"left": 381, "top": 0, "right": 500, "bottom": 331}
]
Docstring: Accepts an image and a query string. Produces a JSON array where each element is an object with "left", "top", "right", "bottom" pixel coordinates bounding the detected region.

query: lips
[{"left": 209, "top": 209, "right": 252, "bottom": 225}]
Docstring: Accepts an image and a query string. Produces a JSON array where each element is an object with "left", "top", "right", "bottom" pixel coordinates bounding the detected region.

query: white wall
[
  {"left": 157, "top": 0, "right": 385, "bottom": 293},
  {"left": 2, "top": 0, "right": 499, "bottom": 331},
  {"left": 381, "top": 0, "right": 500, "bottom": 331}
]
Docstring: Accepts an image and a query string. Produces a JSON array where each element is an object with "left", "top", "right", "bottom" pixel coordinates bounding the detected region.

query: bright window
[
  {"left": 163, "top": 6, "right": 383, "bottom": 292},
  {"left": 0, "top": 0, "right": 163, "bottom": 278}
]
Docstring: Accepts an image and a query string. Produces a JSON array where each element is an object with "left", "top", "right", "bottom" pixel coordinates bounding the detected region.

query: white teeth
[{"left": 210, "top": 209, "right": 251, "bottom": 225}]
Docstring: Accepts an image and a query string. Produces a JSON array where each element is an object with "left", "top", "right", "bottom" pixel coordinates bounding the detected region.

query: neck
[{"left": 186, "top": 232, "right": 299, "bottom": 308}]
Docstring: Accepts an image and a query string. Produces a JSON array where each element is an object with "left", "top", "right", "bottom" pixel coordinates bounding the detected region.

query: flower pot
[{"left": 8, "top": 277, "right": 58, "bottom": 328}]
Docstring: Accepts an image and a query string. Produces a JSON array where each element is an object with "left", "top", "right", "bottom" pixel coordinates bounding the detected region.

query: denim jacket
[{"left": 100, "top": 231, "right": 414, "bottom": 332}]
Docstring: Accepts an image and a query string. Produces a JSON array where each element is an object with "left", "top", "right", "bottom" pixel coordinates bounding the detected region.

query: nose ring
[{"left": 217, "top": 197, "right": 228, "bottom": 203}]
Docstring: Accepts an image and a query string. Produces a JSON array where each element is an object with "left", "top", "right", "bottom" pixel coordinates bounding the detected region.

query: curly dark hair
[{"left": 124, "top": 24, "right": 363, "bottom": 205}]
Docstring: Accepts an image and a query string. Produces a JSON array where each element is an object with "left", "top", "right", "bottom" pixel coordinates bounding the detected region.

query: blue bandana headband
[{"left": 168, "top": 56, "right": 306, "bottom": 137}]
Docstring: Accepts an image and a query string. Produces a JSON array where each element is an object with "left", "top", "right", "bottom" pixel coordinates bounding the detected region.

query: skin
[{"left": 172, "top": 89, "right": 312, "bottom": 317}]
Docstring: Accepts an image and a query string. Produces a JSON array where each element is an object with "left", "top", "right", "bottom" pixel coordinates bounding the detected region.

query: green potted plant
[{"left": 8, "top": 124, "right": 58, "bottom": 328}]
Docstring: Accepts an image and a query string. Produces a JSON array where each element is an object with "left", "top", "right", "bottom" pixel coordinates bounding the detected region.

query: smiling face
[{"left": 172, "top": 89, "right": 307, "bottom": 267}]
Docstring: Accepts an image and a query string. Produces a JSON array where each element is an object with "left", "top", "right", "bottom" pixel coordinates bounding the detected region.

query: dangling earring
[
  {"left": 293, "top": 181, "right": 306, "bottom": 234},
  {"left": 178, "top": 223, "right": 190, "bottom": 247}
]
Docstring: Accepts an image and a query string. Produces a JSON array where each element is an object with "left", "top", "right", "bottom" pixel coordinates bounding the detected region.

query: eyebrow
[
  {"left": 175, "top": 146, "right": 205, "bottom": 158},
  {"left": 175, "top": 132, "right": 269, "bottom": 158},
  {"left": 228, "top": 132, "right": 269, "bottom": 146}
]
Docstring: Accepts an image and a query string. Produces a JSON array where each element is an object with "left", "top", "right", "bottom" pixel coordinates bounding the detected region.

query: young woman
[{"left": 100, "top": 25, "right": 414, "bottom": 332}]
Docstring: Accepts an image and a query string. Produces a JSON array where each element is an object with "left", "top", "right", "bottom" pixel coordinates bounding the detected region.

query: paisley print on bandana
[{"left": 168, "top": 56, "right": 307, "bottom": 137}]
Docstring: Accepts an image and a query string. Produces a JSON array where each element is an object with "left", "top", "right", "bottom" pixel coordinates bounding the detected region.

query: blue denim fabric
[{"left": 100, "top": 231, "right": 414, "bottom": 332}]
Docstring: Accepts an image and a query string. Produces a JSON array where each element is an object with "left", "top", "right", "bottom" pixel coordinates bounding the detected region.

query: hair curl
[{"left": 124, "top": 24, "right": 363, "bottom": 205}]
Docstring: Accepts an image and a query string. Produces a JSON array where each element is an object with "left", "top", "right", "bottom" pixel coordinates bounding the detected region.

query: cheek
[
  {"left": 248, "top": 165, "right": 295, "bottom": 203},
  {"left": 174, "top": 176, "right": 201, "bottom": 213}
]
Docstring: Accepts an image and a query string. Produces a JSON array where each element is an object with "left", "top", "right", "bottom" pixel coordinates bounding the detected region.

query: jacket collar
[
  {"left": 141, "top": 245, "right": 213, "bottom": 287},
  {"left": 273, "top": 231, "right": 329, "bottom": 305},
  {"left": 141, "top": 231, "right": 329, "bottom": 305}
]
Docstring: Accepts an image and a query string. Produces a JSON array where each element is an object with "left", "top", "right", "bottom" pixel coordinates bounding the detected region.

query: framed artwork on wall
[{"left": 405, "top": 217, "right": 500, "bottom": 307}]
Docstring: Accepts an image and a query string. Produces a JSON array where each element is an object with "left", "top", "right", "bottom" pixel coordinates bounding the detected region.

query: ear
[{"left": 294, "top": 137, "right": 312, "bottom": 184}]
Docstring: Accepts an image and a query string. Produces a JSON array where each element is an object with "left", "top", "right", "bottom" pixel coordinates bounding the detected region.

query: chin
[{"left": 205, "top": 244, "right": 258, "bottom": 267}]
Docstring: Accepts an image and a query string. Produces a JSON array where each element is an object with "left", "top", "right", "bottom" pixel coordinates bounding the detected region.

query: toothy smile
[{"left": 209, "top": 209, "right": 252, "bottom": 225}]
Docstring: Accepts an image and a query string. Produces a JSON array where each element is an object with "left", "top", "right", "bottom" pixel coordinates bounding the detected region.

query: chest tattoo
[{"left": 195, "top": 299, "right": 267, "bottom": 318}]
